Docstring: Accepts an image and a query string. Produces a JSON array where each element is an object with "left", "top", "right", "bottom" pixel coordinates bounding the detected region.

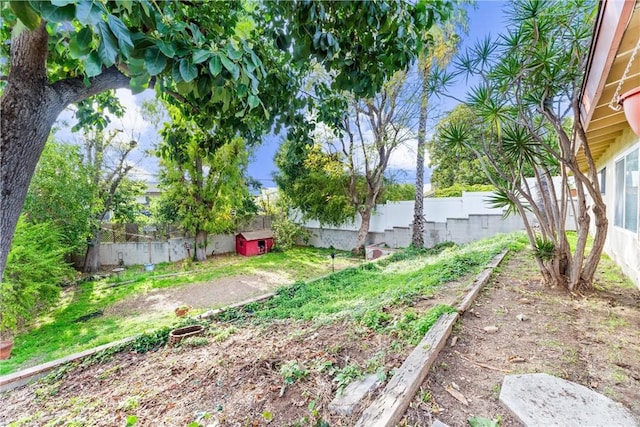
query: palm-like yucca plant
[
  {"left": 486, "top": 187, "right": 527, "bottom": 219},
  {"left": 436, "top": 0, "right": 606, "bottom": 292},
  {"left": 533, "top": 235, "right": 555, "bottom": 263}
]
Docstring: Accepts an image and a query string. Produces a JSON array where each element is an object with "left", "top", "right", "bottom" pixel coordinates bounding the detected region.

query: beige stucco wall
[{"left": 594, "top": 127, "right": 640, "bottom": 288}]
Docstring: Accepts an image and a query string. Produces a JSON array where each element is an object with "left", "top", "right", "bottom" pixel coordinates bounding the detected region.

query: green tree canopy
[
  {"left": 381, "top": 183, "right": 417, "bottom": 202},
  {"left": 0, "top": 0, "right": 453, "bottom": 277},
  {"left": 276, "top": 69, "right": 420, "bottom": 252},
  {"left": 157, "top": 106, "right": 255, "bottom": 261},
  {"left": 23, "top": 137, "right": 94, "bottom": 254},
  {"left": 429, "top": 104, "right": 493, "bottom": 189}
]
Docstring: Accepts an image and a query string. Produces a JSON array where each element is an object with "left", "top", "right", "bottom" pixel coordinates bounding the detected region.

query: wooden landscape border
[{"left": 355, "top": 249, "right": 509, "bottom": 426}]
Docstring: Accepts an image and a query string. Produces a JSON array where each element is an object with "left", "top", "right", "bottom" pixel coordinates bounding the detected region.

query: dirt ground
[
  {"left": 106, "top": 271, "right": 291, "bottom": 317},
  {"left": 403, "top": 253, "right": 640, "bottom": 426},
  {"left": 2, "top": 251, "right": 639, "bottom": 427}
]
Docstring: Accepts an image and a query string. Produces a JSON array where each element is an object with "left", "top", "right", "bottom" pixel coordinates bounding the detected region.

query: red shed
[{"left": 236, "top": 230, "right": 274, "bottom": 257}]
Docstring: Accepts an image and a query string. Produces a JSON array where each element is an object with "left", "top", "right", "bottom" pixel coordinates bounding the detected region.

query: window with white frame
[
  {"left": 599, "top": 167, "right": 606, "bottom": 194},
  {"left": 614, "top": 148, "right": 638, "bottom": 233}
]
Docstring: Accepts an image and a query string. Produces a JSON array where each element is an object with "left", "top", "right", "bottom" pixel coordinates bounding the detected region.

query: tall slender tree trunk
[
  {"left": 195, "top": 230, "right": 208, "bottom": 262},
  {"left": 412, "top": 146, "right": 425, "bottom": 248},
  {"left": 412, "top": 70, "right": 430, "bottom": 248}
]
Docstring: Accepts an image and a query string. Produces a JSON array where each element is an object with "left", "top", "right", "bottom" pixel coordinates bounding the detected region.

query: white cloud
[
  {"left": 111, "top": 89, "right": 157, "bottom": 137},
  {"left": 52, "top": 88, "right": 161, "bottom": 181},
  {"left": 388, "top": 137, "right": 431, "bottom": 171}
]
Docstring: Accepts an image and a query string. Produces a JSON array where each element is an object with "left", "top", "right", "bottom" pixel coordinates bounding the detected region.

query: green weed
[
  {"left": 333, "top": 363, "right": 363, "bottom": 392},
  {"left": 390, "top": 305, "right": 457, "bottom": 345},
  {"left": 118, "top": 396, "right": 139, "bottom": 412},
  {"left": 468, "top": 415, "right": 501, "bottom": 427},
  {"left": 180, "top": 336, "right": 209, "bottom": 348},
  {"left": 209, "top": 326, "right": 237, "bottom": 342},
  {"left": 280, "top": 360, "right": 308, "bottom": 385}
]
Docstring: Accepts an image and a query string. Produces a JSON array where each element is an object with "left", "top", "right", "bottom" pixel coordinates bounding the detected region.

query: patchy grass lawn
[
  {"left": 0, "top": 247, "right": 359, "bottom": 376},
  {"left": 1, "top": 234, "right": 528, "bottom": 426}
]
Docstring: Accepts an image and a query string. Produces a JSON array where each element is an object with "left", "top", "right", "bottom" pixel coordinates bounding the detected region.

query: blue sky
[
  {"left": 54, "top": 1, "right": 508, "bottom": 188},
  {"left": 247, "top": 1, "right": 507, "bottom": 187}
]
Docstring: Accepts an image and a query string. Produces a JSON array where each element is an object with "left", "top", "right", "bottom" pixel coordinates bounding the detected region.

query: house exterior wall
[{"left": 592, "top": 127, "right": 640, "bottom": 287}]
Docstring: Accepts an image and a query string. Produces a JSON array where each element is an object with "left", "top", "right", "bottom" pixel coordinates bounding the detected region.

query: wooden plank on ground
[
  {"left": 0, "top": 337, "right": 136, "bottom": 393},
  {"left": 355, "top": 312, "right": 459, "bottom": 427},
  {"left": 457, "top": 249, "right": 508, "bottom": 313}
]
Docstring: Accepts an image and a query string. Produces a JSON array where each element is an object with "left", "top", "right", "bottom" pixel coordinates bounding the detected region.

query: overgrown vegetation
[
  {"left": 434, "top": 183, "right": 495, "bottom": 198},
  {"left": 271, "top": 215, "right": 311, "bottom": 251},
  {"left": 1, "top": 234, "right": 525, "bottom": 377},
  {"left": 1, "top": 217, "right": 75, "bottom": 338},
  {"left": 0, "top": 247, "right": 356, "bottom": 375},
  {"left": 213, "top": 234, "right": 525, "bottom": 332}
]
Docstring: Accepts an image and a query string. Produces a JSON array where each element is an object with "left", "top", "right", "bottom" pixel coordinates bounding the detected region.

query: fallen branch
[{"left": 455, "top": 351, "right": 510, "bottom": 373}]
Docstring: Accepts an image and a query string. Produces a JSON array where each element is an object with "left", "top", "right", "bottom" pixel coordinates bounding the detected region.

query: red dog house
[{"left": 236, "top": 230, "right": 274, "bottom": 257}]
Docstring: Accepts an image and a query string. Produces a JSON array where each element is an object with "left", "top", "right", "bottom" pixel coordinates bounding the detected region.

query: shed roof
[{"left": 237, "top": 230, "right": 274, "bottom": 241}]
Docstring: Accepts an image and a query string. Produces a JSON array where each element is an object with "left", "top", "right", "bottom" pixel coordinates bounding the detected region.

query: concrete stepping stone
[
  {"left": 328, "top": 374, "right": 381, "bottom": 416},
  {"left": 499, "top": 373, "right": 638, "bottom": 426}
]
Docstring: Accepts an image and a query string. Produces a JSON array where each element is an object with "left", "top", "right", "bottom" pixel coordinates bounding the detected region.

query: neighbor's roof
[
  {"left": 237, "top": 230, "right": 274, "bottom": 240},
  {"left": 578, "top": 0, "right": 639, "bottom": 171}
]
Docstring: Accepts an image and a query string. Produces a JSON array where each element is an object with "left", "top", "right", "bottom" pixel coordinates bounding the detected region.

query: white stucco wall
[
  {"left": 302, "top": 192, "right": 507, "bottom": 232},
  {"left": 305, "top": 214, "right": 527, "bottom": 251},
  {"left": 597, "top": 128, "right": 640, "bottom": 288},
  {"left": 99, "top": 234, "right": 236, "bottom": 266},
  {"left": 592, "top": 127, "right": 640, "bottom": 288}
]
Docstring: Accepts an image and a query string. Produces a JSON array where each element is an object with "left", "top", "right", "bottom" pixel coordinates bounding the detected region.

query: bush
[
  {"left": 434, "top": 184, "right": 495, "bottom": 198},
  {"left": 1, "top": 216, "right": 75, "bottom": 335},
  {"left": 271, "top": 215, "right": 310, "bottom": 251}
]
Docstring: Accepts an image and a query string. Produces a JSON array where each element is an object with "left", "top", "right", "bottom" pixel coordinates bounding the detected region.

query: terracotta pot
[
  {"left": 168, "top": 325, "right": 205, "bottom": 346},
  {"left": 619, "top": 87, "right": 640, "bottom": 137},
  {"left": 0, "top": 340, "right": 14, "bottom": 360}
]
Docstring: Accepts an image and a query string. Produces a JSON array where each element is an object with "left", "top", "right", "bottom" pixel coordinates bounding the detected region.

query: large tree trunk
[
  {"left": 1, "top": 23, "right": 64, "bottom": 281},
  {"left": 0, "top": 22, "right": 130, "bottom": 280},
  {"left": 195, "top": 230, "right": 208, "bottom": 262},
  {"left": 355, "top": 209, "right": 372, "bottom": 255},
  {"left": 83, "top": 231, "right": 101, "bottom": 273}
]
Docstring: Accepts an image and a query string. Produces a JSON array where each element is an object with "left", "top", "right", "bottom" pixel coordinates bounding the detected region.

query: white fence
[
  {"left": 301, "top": 192, "right": 508, "bottom": 232},
  {"left": 99, "top": 234, "right": 235, "bottom": 267},
  {"left": 100, "top": 191, "right": 576, "bottom": 265},
  {"left": 300, "top": 192, "right": 531, "bottom": 251}
]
